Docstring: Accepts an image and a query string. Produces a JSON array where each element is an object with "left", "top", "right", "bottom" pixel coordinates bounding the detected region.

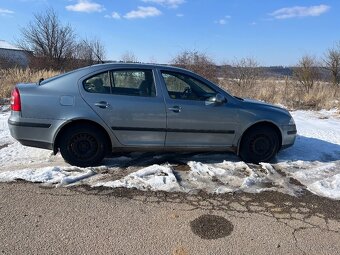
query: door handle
[
  {"left": 168, "top": 105, "right": 181, "bottom": 113},
  {"left": 95, "top": 101, "right": 110, "bottom": 109}
]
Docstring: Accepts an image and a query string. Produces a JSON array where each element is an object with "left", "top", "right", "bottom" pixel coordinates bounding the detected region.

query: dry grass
[
  {"left": 220, "top": 77, "right": 340, "bottom": 111},
  {"left": 0, "top": 68, "right": 59, "bottom": 99},
  {"left": 1, "top": 67, "right": 339, "bottom": 111}
]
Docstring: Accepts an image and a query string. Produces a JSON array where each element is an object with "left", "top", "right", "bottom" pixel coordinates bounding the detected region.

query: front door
[{"left": 160, "top": 70, "right": 238, "bottom": 147}]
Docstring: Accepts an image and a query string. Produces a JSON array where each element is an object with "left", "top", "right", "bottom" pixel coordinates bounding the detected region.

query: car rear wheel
[
  {"left": 239, "top": 126, "right": 279, "bottom": 164},
  {"left": 59, "top": 125, "right": 107, "bottom": 167}
]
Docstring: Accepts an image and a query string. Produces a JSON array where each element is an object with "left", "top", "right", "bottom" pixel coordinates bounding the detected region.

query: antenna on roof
[{"left": 82, "top": 39, "right": 105, "bottom": 64}]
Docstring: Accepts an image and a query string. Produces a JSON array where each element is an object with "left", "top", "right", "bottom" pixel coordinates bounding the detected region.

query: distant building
[{"left": 0, "top": 40, "right": 30, "bottom": 67}]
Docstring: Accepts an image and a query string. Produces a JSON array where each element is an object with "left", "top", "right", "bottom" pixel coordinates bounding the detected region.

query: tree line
[{"left": 2, "top": 8, "right": 340, "bottom": 91}]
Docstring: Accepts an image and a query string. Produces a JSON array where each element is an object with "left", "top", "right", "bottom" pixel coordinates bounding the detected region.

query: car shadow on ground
[
  {"left": 277, "top": 135, "right": 340, "bottom": 163},
  {"left": 101, "top": 134, "right": 340, "bottom": 168},
  {"left": 102, "top": 151, "right": 240, "bottom": 168}
]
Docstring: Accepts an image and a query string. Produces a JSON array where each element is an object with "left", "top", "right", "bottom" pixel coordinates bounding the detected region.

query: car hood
[{"left": 241, "top": 98, "right": 290, "bottom": 115}]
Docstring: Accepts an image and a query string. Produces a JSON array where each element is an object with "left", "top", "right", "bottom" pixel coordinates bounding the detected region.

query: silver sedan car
[{"left": 8, "top": 63, "right": 296, "bottom": 167}]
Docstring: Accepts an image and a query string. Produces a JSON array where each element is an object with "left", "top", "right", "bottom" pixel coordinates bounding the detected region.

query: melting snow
[
  {"left": 0, "top": 166, "right": 95, "bottom": 186},
  {"left": 0, "top": 108, "right": 340, "bottom": 199},
  {"left": 94, "top": 164, "right": 182, "bottom": 192}
]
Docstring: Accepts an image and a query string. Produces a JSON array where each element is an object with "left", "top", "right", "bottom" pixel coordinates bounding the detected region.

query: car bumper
[
  {"left": 8, "top": 112, "right": 60, "bottom": 151},
  {"left": 281, "top": 124, "right": 297, "bottom": 150}
]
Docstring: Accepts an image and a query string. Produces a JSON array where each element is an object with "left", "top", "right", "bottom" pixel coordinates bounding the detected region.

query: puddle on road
[{"left": 190, "top": 214, "right": 234, "bottom": 239}]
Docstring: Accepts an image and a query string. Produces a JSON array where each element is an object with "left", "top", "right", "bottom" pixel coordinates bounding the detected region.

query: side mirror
[{"left": 208, "top": 93, "right": 226, "bottom": 104}]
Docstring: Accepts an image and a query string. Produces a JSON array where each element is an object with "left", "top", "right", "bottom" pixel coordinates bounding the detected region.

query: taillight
[{"left": 11, "top": 87, "right": 21, "bottom": 111}]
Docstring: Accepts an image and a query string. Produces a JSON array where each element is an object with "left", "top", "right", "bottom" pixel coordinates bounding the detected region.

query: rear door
[{"left": 80, "top": 68, "right": 166, "bottom": 147}]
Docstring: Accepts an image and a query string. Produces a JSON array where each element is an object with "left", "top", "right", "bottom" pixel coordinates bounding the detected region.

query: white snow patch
[
  {"left": 308, "top": 174, "right": 340, "bottom": 200},
  {"left": 279, "top": 161, "right": 340, "bottom": 199},
  {"left": 0, "top": 166, "right": 95, "bottom": 186},
  {"left": 180, "top": 161, "right": 302, "bottom": 195},
  {"left": 278, "top": 109, "right": 340, "bottom": 162},
  {"left": 94, "top": 164, "right": 182, "bottom": 192}
]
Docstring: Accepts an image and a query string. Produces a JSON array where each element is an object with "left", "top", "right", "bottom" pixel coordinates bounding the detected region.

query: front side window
[
  {"left": 161, "top": 71, "right": 216, "bottom": 101},
  {"left": 111, "top": 70, "right": 156, "bottom": 97}
]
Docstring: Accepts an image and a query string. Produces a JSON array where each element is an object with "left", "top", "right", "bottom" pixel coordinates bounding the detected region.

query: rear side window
[
  {"left": 83, "top": 69, "right": 156, "bottom": 97},
  {"left": 112, "top": 70, "right": 156, "bottom": 97},
  {"left": 83, "top": 71, "right": 111, "bottom": 94}
]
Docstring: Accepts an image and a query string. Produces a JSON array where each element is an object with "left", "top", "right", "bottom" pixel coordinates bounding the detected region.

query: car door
[
  {"left": 160, "top": 70, "right": 239, "bottom": 147},
  {"left": 80, "top": 68, "right": 166, "bottom": 147}
]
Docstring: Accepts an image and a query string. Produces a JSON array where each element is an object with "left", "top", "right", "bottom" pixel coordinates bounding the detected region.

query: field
[
  {"left": 1, "top": 67, "right": 339, "bottom": 111},
  {"left": 0, "top": 68, "right": 59, "bottom": 98},
  {"left": 220, "top": 78, "right": 340, "bottom": 111}
]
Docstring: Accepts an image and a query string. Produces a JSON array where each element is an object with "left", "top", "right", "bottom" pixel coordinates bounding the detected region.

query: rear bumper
[
  {"left": 8, "top": 113, "right": 60, "bottom": 151},
  {"left": 16, "top": 139, "right": 53, "bottom": 150}
]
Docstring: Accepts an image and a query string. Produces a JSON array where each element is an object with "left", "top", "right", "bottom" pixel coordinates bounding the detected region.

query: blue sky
[{"left": 0, "top": 0, "right": 339, "bottom": 66}]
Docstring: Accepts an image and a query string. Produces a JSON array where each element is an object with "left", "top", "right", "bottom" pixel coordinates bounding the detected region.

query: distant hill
[{"left": 217, "top": 65, "right": 331, "bottom": 80}]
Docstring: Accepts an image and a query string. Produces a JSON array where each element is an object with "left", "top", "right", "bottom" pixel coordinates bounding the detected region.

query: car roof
[
  {"left": 84, "top": 62, "right": 191, "bottom": 73},
  {"left": 40, "top": 63, "right": 199, "bottom": 87}
]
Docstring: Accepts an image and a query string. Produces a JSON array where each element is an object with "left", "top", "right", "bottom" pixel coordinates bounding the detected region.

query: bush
[{"left": 171, "top": 50, "right": 218, "bottom": 83}]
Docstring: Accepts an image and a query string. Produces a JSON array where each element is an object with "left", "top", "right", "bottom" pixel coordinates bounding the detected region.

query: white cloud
[
  {"left": 270, "top": 4, "right": 330, "bottom": 19},
  {"left": 0, "top": 8, "right": 14, "bottom": 16},
  {"left": 215, "top": 16, "right": 231, "bottom": 25},
  {"left": 66, "top": 0, "right": 105, "bottom": 13},
  {"left": 176, "top": 13, "right": 184, "bottom": 17},
  {"left": 105, "top": 11, "right": 121, "bottom": 19},
  {"left": 124, "top": 6, "right": 162, "bottom": 19},
  {"left": 141, "top": 0, "right": 185, "bottom": 8},
  {"left": 218, "top": 19, "right": 226, "bottom": 25}
]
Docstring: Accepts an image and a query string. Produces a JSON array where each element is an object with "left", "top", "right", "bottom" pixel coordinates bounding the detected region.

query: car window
[
  {"left": 161, "top": 71, "right": 216, "bottom": 101},
  {"left": 111, "top": 70, "right": 156, "bottom": 97},
  {"left": 83, "top": 71, "right": 111, "bottom": 94}
]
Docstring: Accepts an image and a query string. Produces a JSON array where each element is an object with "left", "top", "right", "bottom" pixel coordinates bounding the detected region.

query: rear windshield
[{"left": 39, "top": 68, "right": 83, "bottom": 85}]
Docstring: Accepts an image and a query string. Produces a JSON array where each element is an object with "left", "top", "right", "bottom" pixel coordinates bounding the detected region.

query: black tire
[
  {"left": 239, "top": 126, "right": 279, "bottom": 164},
  {"left": 59, "top": 125, "right": 107, "bottom": 167}
]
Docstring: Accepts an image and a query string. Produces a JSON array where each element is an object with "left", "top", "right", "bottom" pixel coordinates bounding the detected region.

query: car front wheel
[
  {"left": 59, "top": 125, "right": 107, "bottom": 167},
  {"left": 239, "top": 126, "right": 279, "bottom": 164}
]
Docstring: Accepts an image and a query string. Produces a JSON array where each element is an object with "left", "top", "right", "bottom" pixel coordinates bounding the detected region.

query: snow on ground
[
  {"left": 0, "top": 166, "right": 96, "bottom": 187},
  {"left": 94, "top": 164, "right": 182, "bottom": 192},
  {"left": 0, "top": 107, "right": 339, "bottom": 199}
]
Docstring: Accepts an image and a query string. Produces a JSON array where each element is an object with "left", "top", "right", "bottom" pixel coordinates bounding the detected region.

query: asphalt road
[{"left": 1, "top": 182, "right": 340, "bottom": 255}]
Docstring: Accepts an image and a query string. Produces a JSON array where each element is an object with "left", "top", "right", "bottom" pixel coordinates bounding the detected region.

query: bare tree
[
  {"left": 75, "top": 38, "right": 106, "bottom": 66},
  {"left": 18, "top": 8, "right": 76, "bottom": 70},
  {"left": 323, "top": 42, "right": 340, "bottom": 86},
  {"left": 171, "top": 50, "right": 218, "bottom": 83},
  {"left": 120, "top": 51, "right": 138, "bottom": 63},
  {"left": 230, "top": 57, "right": 261, "bottom": 89},
  {"left": 293, "top": 55, "right": 319, "bottom": 93}
]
